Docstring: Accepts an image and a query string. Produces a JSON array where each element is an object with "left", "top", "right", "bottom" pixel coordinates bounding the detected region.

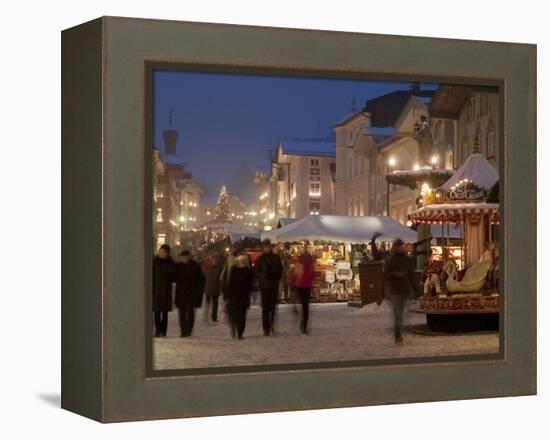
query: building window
[
  {"left": 432, "top": 120, "right": 440, "bottom": 143},
  {"left": 445, "top": 148, "right": 453, "bottom": 170},
  {"left": 156, "top": 233, "right": 166, "bottom": 249},
  {"left": 468, "top": 97, "right": 476, "bottom": 122},
  {"left": 480, "top": 93, "right": 488, "bottom": 115},
  {"left": 310, "top": 158, "right": 320, "bottom": 168},
  {"left": 309, "top": 182, "right": 321, "bottom": 197},
  {"left": 156, "top": 185, "right": 164, "bottom": 199},
  {"left": 487, "top": 130, "right": 496, "bottom": 158},
  {"left": 461, "top": 143, "right": 468, "bottom": 165},
  {"left": 309, "top": 201, "right": 320, "bottom": 215},
  {"left": 156, "top": 208, "right": 163, "bottom": 223}
]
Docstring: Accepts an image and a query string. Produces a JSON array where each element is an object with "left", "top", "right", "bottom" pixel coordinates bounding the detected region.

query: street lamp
[{"left": 430, "top": 154, "right": 439, "bottom": 170}]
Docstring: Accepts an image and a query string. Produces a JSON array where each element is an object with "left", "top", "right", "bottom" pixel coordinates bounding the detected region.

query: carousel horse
[{"left": 442, "top": 255, "right": 492, "bottom": 293}]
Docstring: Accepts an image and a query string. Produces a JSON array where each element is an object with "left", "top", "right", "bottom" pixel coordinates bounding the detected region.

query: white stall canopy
[
  {"left": 262, "top": 214, "right": 417, "bottom": 244},
  {"left": 440, "top": 153, "right": 498, "bottom": 191}
]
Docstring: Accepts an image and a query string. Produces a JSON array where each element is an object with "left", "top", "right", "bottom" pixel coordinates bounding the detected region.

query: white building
[{"left": 272, "top": 137, "right": 336, "bottom": 221}]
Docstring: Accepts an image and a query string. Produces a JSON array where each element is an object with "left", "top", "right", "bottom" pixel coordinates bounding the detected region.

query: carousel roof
[
  {"left": 441, "top": 153, "right": 498, "bottom": 191},
  {"left": 262, "top": 214, "right": 417, "bottom": 244},
  {"left": 408, "top": 202, "right": 499, "bottom": 224}
]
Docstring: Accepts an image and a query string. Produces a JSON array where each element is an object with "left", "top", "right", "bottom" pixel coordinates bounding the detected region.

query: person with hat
[
  {"left": 383, "top": 238, "right": 417, "bottom": 345},
  {"left": 152, "top": 244, "right": 175, "bottom": 337},
  {"left": 254, "top": 239, "right": 283, "bottom": 336},
  {"left": 174, "top": 250, "right": 205, "bottom": 337}
]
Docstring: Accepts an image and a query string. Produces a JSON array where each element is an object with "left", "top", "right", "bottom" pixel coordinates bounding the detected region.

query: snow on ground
[{"left": 153, "top": 301, "right": 499, "bottom": 370}]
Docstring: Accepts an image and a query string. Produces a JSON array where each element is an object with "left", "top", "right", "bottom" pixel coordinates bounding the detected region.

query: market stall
[
  {"left": 408, "top": 153, "right": 500, "bottom": 332},
  {"left": 262, "top": 214, "right": 417, "bottom": 302}
]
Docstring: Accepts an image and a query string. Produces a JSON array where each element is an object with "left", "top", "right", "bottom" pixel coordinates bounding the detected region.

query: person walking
[
  {"left": 152, "top": 244, "right": 175, "bottom": 337},
  {"left": 293, "top": 244, "right": 315, "bottom": 334},
  {"left": 225, "top": 255, "right": 254, "bottom": 339},
  {"left": 383, "top": 238, "right": 417, "bottom": 345},
  {"left": 254, "top": 239, "right": 283, "bottom": 336},
  {"left": 174, "top": 250, "right": 205, "bottom": 337},
  {"left": 201, "top": 250, "right": 223, "bottom": 323},
  {"left": 219, "top": 243, "right": 243, "bottom": 294}
]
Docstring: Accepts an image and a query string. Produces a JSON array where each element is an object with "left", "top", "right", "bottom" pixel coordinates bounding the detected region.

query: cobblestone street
[{"left": 154, "top": 301, "right": 499, "bottom": 370}]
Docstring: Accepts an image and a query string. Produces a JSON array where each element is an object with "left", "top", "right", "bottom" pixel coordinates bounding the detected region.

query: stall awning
[
  {"left": 409, "top": 202, "right": 499, "bottom": 224},
  {"left": 440, "top": 153, "right": 498, "bottom": 191},
  {"left": 261, "top": 214, "right": 417, "bottom": 244}
]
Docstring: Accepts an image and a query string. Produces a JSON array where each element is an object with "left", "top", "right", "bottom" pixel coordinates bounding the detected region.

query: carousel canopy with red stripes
[{"left": 408, "top": 202, "right": 499, "bottom": 224}]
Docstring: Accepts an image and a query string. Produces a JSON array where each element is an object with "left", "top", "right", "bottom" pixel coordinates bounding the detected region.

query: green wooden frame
[{"left": 62, "top": 16, "right": 536, "bottom": 422}]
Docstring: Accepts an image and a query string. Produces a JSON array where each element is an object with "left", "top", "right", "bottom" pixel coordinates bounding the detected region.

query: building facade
[
  {"left": 334, "top": 87, "right": 434, "bottom": 223},
  {"left": 152, "top": 149, "right": 203, "bottom": 253},
  {"left": 272, "top": 138, "right": 336, "bottom": 223}
]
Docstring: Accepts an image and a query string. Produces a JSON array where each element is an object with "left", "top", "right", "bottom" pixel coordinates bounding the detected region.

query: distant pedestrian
[
  {"left": 383, "top": 239, "right": 416, "bottom": 345},
  {"left": 225, "top": 255, "right": 254, "bottom": 339},
  {"left": 292, "top": 244, "right": 315, "bottom": 334},
  {"left": 174, "top": 250, "right": 205, "bottom": 337},
  {"left": 152, "top": 244, "right": 175, "bottom": 337},
  {"left": 254, "top": 239, "right": 283, "bottom": 336},
  {"left": 201, "top": 250, "right": 223, "bottom": 323}
]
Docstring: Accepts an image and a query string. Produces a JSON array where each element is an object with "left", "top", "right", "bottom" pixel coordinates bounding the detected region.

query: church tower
[{"left": 162, "top": 107, "right": 178, "bottom": 156}]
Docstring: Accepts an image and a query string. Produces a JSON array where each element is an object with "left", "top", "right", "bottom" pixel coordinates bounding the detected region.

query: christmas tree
[{"left": 215, "top": 185, "right": 231, "bottom": 222}]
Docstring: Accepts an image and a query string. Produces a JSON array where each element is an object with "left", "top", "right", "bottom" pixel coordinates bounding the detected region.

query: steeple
[{"left": 163, "top": 107, "right": 178, "bottom": 155}]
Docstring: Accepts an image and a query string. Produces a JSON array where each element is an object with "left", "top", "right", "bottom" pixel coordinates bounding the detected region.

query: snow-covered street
[{"left": 153, "top": 301, "right": 499, "bottom": 370}]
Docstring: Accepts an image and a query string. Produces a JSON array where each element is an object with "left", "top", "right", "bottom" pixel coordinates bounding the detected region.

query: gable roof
[
  {"left": 279, "top": 136, "right": 336, "bottom": 158},
  {"left": 364, "top": 89, "right": 435, "bottom": 128}
]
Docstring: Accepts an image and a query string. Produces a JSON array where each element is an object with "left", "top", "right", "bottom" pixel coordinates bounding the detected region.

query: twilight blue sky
[{"left": 153, "top": 70, "right": 438, "bottom": 195}]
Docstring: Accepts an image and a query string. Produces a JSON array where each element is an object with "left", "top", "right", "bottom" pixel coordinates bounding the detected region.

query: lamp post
[{"left": 386, "top": 157, "right": 396, "bottom": 217}]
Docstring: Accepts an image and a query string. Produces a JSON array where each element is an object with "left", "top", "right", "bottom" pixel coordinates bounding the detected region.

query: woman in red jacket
[{"left": 293, "top": 244, "right": 315, "bottom": 334}]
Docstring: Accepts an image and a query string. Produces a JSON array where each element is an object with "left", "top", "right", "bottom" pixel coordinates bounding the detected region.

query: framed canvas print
[{"left": 61, "top": 16, "right": 536, "bottom": 422}]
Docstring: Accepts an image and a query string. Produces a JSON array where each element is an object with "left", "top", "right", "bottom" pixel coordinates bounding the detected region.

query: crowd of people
[
  {"left": 153, "top": 236, "right": 419, "bottom": 345},
  {"left": 152, "top": 239, "right": 315, "bottom": 340}
]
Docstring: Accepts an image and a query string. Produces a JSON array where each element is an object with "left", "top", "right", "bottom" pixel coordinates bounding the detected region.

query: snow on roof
[
  {"left": 280, "top": 137, "right": 336, "bottom": 157},
  {"left": 440, "top": 153, "right": 499, "bottom": 191},
  {"left": 331, "top": 109, "right": 369, "bottom": 127},
  {"left": 262, "top": 214, "right": 417, "bottom": 244},
  {"left": 362, "top": 125, "right": 395, "bottom": 137}
]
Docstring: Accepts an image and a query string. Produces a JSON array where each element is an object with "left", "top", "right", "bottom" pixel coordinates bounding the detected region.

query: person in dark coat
[
  {"left": 254, "top": 239, "right": 283, "bottom": 336},
  {"left": 383, "top": 238, "right": 416, "bottom": 345},
  {"left": 174, "top": 250, "right": 205, "bottom": 337},
  {"left": 201, "top": 250, "right": 223, "bottom": 323},
  {"left": 152, "top": 244, "right": 175, "bottom": 337},
  {"left": 225, "top": 255, "right": 254, "bottom": 339},
  {"left": 291, "top": 244, "right": 315, "bottom": 334}
]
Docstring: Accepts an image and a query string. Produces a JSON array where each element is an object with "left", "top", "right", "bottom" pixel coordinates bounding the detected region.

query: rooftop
[
  {"left": 364, "top": 89, "right": 435, "bottom": 128},
  {"left": 279, "top": 136, "right": 336, "bottom": 158}
]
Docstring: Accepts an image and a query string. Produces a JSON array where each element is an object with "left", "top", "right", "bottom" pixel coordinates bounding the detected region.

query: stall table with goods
[{"left": 262, "top": 214, "right": 417, "bottom": 303}]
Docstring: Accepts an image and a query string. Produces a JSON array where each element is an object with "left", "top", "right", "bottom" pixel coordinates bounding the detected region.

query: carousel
[{"left": 408, "top": 152, "right": 500, "bottom": 332}]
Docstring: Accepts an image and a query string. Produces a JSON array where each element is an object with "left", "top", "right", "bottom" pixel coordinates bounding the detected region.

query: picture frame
[{"left": 61, "top": 16, "right": 536, "bottom": 422}]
